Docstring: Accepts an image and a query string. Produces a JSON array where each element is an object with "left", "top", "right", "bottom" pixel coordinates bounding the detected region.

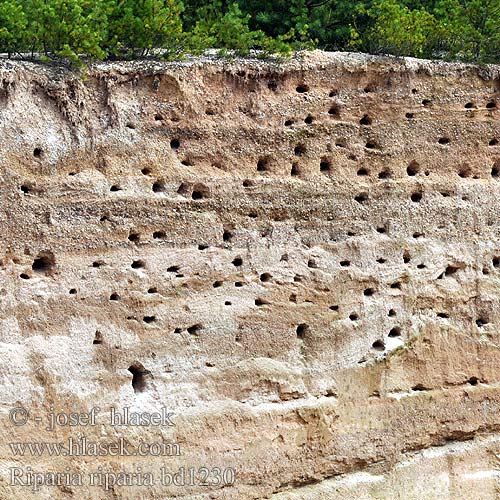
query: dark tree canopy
[{"left": 0, "top": 0, "right": 498, "bottom": 65}]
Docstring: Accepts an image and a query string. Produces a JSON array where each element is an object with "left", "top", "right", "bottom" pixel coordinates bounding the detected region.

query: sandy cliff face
[{"left": 0, "top": 51, "right": 499, "bottom": 499}]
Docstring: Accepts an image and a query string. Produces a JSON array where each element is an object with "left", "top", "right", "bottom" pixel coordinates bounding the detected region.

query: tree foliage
[
  {"left": 0, "top": 0, "right": 498, "bottom": 65},
  {"left": 105, "top": 0, "right": 184, "bottom": 58}
]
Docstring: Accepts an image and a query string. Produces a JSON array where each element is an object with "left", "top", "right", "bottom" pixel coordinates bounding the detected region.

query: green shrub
[
  {"left": 0, "top": 0, "right": 497, "bottom": 65},
  {"left": 0, "top": 0, "right": 27, "bottom": 56}
]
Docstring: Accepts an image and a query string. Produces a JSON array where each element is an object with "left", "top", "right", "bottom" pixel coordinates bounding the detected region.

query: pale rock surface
[{"left": 0, "top": 50, "right": 499, "bottom": 499}]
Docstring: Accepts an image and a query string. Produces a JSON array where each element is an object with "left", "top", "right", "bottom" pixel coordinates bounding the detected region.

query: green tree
[
  {"left": 434, "top": 0, "right": 500, "bottom": 62},
  {"left": 105, "top": 0, "right": 184, "bottom": 58},
  {"left": 189, "top": 1, "right": 294, "bottom": 55},
  {"left": 0, "top": 0, "right": 499, "bottom": 65},
  {"left": 363, "top": 0, "right": 444, "bottom": 57},
  {"left": 0, "top": 0, "right": 27, "bottom": 56},
  {"left": 23, "top": 0, "right": 107, "bottom": 64}
]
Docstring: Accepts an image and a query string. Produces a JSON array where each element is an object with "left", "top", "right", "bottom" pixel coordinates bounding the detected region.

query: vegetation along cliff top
[{"left": 0, "top": 0, "right": 498, "bottom": 67}]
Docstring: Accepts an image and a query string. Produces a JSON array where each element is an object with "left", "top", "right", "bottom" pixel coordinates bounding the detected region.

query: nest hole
[
  {"left": 320, "top": 158, "right": 331, "bottom": 172},
  {"left": 257, "top": 157, "right": 270, "bottom": 172},
  {"left": 294, "top": 145, "right": 306, "bottom": 156},
  {"left": 296, "top": 84, "right": 309, "bottom": 93},
  {"left": 328, "top": 105, "right": 340, "bottom": 117},
  {"left": 128, "top": 363, "right": 151, "bottom": 393},
  {"left": 354, "top": 193, "right": 368, "bottom": 204},
  {"left": 291, "top": 163, "right": 300, "bottom": 176},
  {"left": 32, "top": 252, "right": 55, "bottom": 275},
  {"left": 359, "top": 114, "right": 372, "bottom": 125},
  {"left": 296, "top": 323, "right": 309, "bottom": 339},
  {"left": 407, "top": 161, "right": 420, "bottom": 176},
  {"left": 388, "top": 327, "right": 401, "bottom": 338},
  {"left": 187, "top": 324, "right": 202, "bottom": 335},
  {"left": 152, "top": 181, "right": 166, "bottom": 193},
  {"left": 93, "top": 331, "right": 103, "bottom": 345}
]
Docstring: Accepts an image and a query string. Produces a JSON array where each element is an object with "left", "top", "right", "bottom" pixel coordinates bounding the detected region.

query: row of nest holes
[
  {"left": 73, "top": 256, "right": 483, "bottom": 297},
  {"left": 256, "top": 154, "right": 499, "bottom": 177},
  {"left": 29, "top": 98, "right": 497, "bottom": 162},
  {"left": 95, "top": 303, "right": 493, "bottom": 353},
  {"left": 294, "top": 84, "right": 497, "bottom": 109},
  {"left": 296, "top": 321, "right": 401, "bottom": 354},
  {"left": 89, "top": 256, "right": 246, "bottom": 272},
  {"left": 121, "top": 362, "right": 482, "bottom": 395},
  {"left": 20, "top": 158, "right": 498, "bottom": 196},
  {"left": 120, "top": 365, "right": 485, "bottom": 397},
  {"left": 170, "top": 106, "right": 496, "bottom": 128},
  {"left": 109, "top": 180, "right": 210, "bottom": 199},
  {"left": 284, "top": 113, "right": 498, "bottom": 132},
  {"left": 19, "top": 250, "right": 499, "bottom": 282},
  {"left": 411, "top": 377, "right": 481, "bottom": 392},
  {"left": 87, "top": 257, "right": 462, "bottom": 295},
  {"left": 285, "top": 113, "right": 372, "bottom": 127},
  {"left": 83, "top": 250, "right": 500, "bottom": 279}
]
